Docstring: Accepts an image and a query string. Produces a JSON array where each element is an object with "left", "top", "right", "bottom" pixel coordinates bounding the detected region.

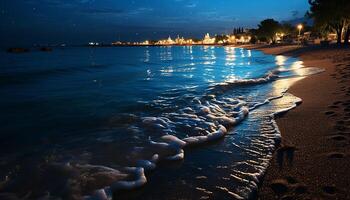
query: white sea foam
[
  {"left": 80, "top": 63, "right": 321, "bottom": 200},
  {"left": 83, "top": 92, "right": 302, "bottom": 200},
  {"left": 82, "top": 97, "right": 253, "bottom": 199},
  {"left": 160, "top": 135, "right": 187, "bottom": 147}
]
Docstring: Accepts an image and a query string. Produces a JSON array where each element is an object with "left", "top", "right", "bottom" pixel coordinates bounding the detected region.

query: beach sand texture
[{"left": 242, "top": 45, "right": 350, "bottom": 200}]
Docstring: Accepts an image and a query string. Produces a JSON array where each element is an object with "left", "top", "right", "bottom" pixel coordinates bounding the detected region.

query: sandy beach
[{"left": 239, "top": 44, "right": 350, "bottom": 199}]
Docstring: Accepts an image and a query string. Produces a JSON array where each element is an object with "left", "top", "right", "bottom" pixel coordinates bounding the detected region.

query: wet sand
[{"left": 239, "top": 44, "right": 350, "bottom": 199}]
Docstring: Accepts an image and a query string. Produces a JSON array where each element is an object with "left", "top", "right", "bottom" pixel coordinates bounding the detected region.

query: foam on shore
[
  {"left": 59, "top": 62, "right": 322, "bottom": 199},
  {"left": 82, "top": 90, "right": 305, "bottom": 200},
  {"left": 81, "top": 96, "right": 251, "bottom": 199}
]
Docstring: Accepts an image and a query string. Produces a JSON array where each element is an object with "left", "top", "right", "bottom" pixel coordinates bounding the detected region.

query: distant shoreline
[
  {"left": 2, "top": 44, "right": 240, "bottom": 53},
  {"left": 3, "top": 43, "right": 250, "bottom": 51}
]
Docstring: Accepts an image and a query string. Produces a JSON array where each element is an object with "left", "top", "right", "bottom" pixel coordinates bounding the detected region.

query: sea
[{"left": 0, "top": 46, "right": 322, "bottom": 200}]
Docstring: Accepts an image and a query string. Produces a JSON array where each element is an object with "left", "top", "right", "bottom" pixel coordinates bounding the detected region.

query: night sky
[{"left": 1, "top": 0, "right": 309, "bottom": 46}]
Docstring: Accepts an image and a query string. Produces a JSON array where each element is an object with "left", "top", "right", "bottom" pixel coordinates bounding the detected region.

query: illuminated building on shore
[
  {"left": 167, "top": 36, "right": 175, "bottom": 45},
  {"left": 156, "top": 36, "right": 175, "bottom": 45},
  {"left": 175, "top": 35, "right": 186, "bottom": 45},
  {"left": 111, "top": 41, "right": 122, "bottom": 45},
  {"left": 140, "top": 40, "right": 150, "bottom": 45},
  {"left": 110, "top": 31, "right": 253, "bottom": 46},
  {"left": 202, "top": 33, "right": 215, "bottom": 45},
  {"left": 227, "top": 35, "right": 236, "bottom": 44},
  {"left": 236, "top": 35, "right": 251, "bottom": 43},
  {"left": 185, "top": 39, "right": 194, "bottom": 45}
]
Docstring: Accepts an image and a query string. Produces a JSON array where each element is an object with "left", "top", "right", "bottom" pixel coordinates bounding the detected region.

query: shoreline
[{"left": 240, "top": 44, "right": 350, "bottom": 199}]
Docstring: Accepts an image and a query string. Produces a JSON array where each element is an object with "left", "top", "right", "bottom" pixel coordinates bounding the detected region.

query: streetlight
[
  {"left": 297, "top": 24, "right": 303, "bottom": 36},
  {"left": 297, "top": 24, "right": 303, "bottom": 45}
]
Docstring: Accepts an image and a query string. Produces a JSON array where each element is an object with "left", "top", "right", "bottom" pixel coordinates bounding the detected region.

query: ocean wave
[
  {"left": 0, "top": 48, "right": 324, "bottom": 199},
  {"left": 80, "top": 66, "right": 316, "bottom": 199},
  {"left": 209, "top": 66, "right": 324, "bottom": 93},
  {"left": 71, "top": 94, "right": 301, "bottom": 200}
]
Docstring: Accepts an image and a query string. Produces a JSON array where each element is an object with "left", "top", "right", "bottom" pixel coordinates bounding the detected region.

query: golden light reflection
[
  {"left": 290, "top": 61, "right": 304, "bottom": 70},
  {"left": 271, "top": 77, "right": 304, "bottom": 97},
  {"left": 275, "top": 55, "right": 287, "bottom": 66},
  {"left": 293, "top": 67, "right": 323, "bottom": 77}
]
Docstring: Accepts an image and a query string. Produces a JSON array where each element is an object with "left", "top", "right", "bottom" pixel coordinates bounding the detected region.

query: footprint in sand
[
  {"left": 270, "top": 179, "right": 289, "bottom": 195},
  {"left": 324, "top": 111, "right": 336, "bottom": 116},
  {"left": 342, "top": 102, "right": 350, "bottom": 106},
  {"left": 285, "top": 176, "right": 298, "bottom": 185},
  {"left": 327, "top": 152, "right": 345, "bottom": 159},
  {"left": 334, "top": 124, "right": 348, "bottom": 131},
  {"left": 328, "top": 105, "right": 339, "bottom": 109},
  {"left": 333, "top": 101, "right": 343, "bottom": 105},
  {"left": 322, "top": 186, "right": 337, "bottom": 196},
  {"left": 328, "top": 135, "right": 347, "bottom": 141},
  {"left": 293, "top": 183, "right": 308, "bottom": 195},
  {"left": 336, "top": 120, "right": 346, "bottom": 125},
  {"left": 270, "top": 177, "right": 309, "bottom": 199}
]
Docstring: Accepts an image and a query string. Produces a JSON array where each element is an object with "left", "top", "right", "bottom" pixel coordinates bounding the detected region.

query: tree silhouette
[
  {"left": 308, "top": 0, "right": 350, "bottom": 44},
  {"left": 215, "top": 35, "right": 229, "bottom": 43},
  {"left": 280, "top": 23, "right": 295, "bottom": 35},
  {"left": 257, "top": 19, "right": 281, "bottom": 43}
]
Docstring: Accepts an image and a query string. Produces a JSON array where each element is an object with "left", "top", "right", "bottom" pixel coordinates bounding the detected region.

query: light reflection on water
[
  {"left": 0, "top": 46, "right": 320, "bottom": 200},
  {"left": 224, "top": 47, "right": 236, "bottom": 65},
  {"left": 275, "top": 55, "right": 288, "bottom": 66}
]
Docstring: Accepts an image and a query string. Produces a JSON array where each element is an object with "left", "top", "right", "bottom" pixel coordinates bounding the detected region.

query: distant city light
[{"left": 110, "top": 30, "right": 253, "bottom": 46}]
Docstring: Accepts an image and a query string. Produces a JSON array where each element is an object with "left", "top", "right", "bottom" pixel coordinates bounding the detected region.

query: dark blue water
[{"left": 0, "top": 46, "right": 321, "bottom": 199}]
